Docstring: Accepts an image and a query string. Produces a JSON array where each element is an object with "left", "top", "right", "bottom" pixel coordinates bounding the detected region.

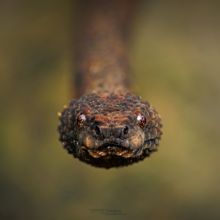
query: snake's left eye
[
  {"left": 137, "top": 113, "right": 147, "bottom": 128},
  {"left": 77, "top": 113, "right": 87, "bottom": 127}
]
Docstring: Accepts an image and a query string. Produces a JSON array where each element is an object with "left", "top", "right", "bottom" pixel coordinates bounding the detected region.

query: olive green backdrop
[{"left": 1, "top": 0, "right": 220, "bottom": 219}]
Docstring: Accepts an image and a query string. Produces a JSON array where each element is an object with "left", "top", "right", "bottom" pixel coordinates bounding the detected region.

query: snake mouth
[
  {"left": 98, "top": 142, "right": 127, "bottom": 150},
  {"left": 83, "top": 142, "right": 135, "bottom": 158}
]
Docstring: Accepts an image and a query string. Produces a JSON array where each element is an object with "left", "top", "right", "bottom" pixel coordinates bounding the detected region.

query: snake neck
[{"left": 74, "top": 0, "right": 137, "bottom": 97}]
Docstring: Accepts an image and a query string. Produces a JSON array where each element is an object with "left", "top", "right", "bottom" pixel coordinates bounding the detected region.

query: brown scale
[{"left": 58, "top": 0, "right": 162, "bottom": 168}]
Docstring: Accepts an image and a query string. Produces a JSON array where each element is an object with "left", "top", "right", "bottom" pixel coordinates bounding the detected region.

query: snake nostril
[
  {"left": 94, "top": 125, "right": 101, "bottom": 136},
  {"left": 122, "top": 126, "right": 129, "bottom": 136}
]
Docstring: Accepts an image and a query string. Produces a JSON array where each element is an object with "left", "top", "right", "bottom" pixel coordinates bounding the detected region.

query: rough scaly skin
[
  {"left": 59, "top": 92, "right": 162, "bottom": 168},
  {"left": 58, "top": 0, "right": 162, "bottom": 168}
]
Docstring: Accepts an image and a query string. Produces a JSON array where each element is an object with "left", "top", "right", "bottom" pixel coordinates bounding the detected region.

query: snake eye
[
  {"left": 77, "top": 113, "right": 86, "bottom": 127},
  {"left": 137, "top": 113, "right": 147, "bottom": 128}
]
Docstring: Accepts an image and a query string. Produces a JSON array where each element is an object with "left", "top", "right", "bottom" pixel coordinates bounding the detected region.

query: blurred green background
[{"left": 1, "top": 0, "right": 220, "bottom": 219}]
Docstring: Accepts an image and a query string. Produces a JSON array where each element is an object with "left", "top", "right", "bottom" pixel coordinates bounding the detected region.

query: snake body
[{"left": 58, "top": 0, "right": 162, "bottom": 168}]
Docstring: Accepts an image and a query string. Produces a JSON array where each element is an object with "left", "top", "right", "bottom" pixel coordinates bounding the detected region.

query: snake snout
[{"left": 93, "top": 125, "right": 130, "bottom": 139}]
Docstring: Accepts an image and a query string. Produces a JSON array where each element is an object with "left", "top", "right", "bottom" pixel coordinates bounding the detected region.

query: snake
[{"left": 58, "top": 0, "right": 162, "bottom": 168}]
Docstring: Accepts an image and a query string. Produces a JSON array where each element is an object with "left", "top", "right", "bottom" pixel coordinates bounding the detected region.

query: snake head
[{"left": 58, "top": 92, "right": 162, "bottom": 168}]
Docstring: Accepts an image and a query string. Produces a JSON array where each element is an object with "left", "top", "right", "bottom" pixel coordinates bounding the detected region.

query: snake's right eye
[{"left": 77, "top": 113, "right": 87, "bottom": 127}]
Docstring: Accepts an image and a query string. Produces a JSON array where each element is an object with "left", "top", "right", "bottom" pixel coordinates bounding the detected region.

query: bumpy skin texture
[{"left": 58, "top": 92, "right": 162, "bottom": 168}]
